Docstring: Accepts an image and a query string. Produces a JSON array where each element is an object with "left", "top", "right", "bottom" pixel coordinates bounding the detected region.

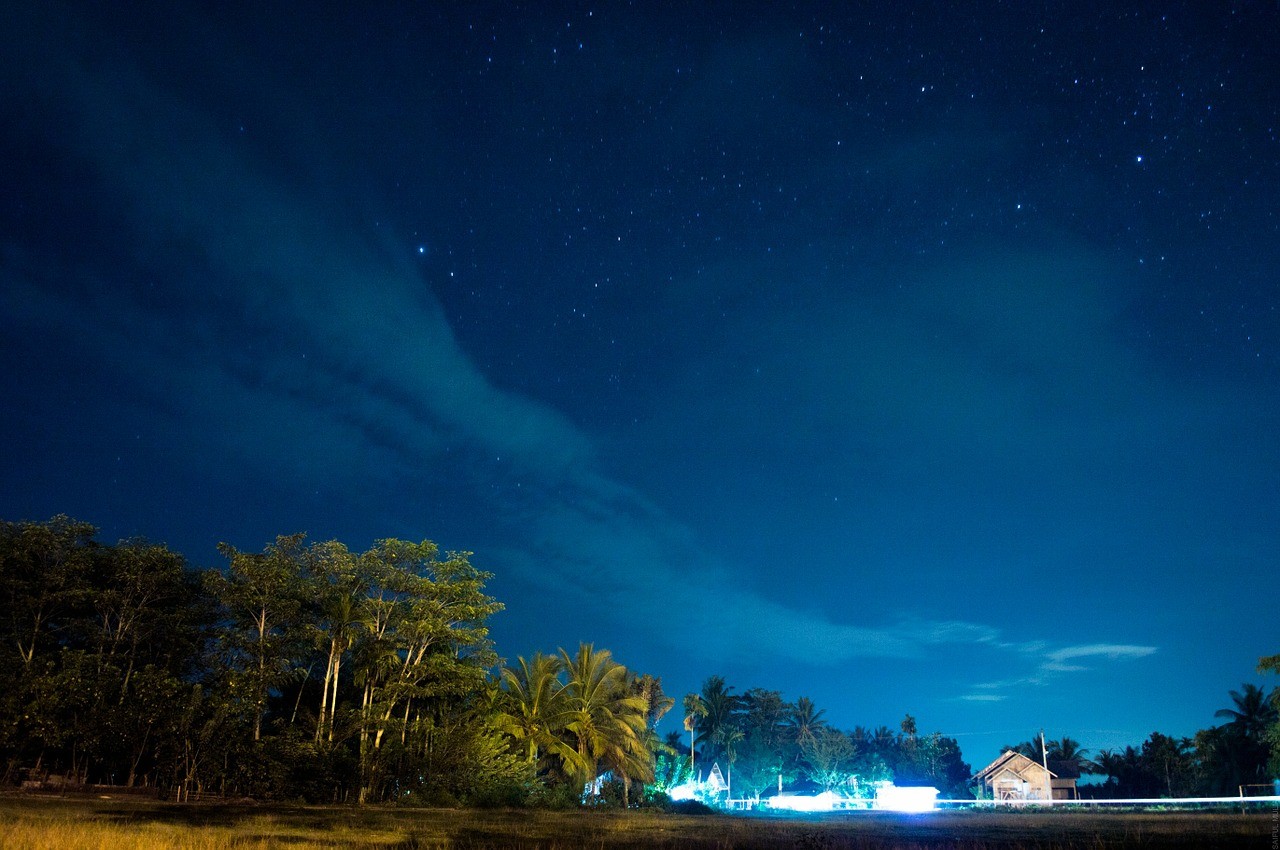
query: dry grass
[{"left": 0, "top": 794, "right": 1274, "bottom": 849}]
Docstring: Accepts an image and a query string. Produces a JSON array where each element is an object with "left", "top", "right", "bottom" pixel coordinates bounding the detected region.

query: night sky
[{"left": 3, "top": 2, "right": 1278, "bottom": 767}]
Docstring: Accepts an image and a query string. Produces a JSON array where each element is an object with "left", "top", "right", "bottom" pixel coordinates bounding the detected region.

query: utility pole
[{"left": 1040, "top": 729, "right": 1050, "bottom": 799}]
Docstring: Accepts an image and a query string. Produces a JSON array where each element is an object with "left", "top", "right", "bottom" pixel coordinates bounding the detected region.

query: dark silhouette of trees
[{"left": 3, "top": 513, "right": 1276, "bottom": 807}]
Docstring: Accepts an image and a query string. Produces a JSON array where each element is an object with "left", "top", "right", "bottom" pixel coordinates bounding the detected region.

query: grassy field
[{"left": 0, "top": 794, "right": 1274, "bottom": 849}]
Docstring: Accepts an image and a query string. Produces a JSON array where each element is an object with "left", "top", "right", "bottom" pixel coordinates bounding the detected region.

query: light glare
[{"left": 874, "top": 784, "right": 939, "bottom": 813}]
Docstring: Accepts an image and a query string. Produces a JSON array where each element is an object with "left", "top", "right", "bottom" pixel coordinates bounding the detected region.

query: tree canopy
[{"left": 1, "top": 514, "right": 1275, "bottom": 806}]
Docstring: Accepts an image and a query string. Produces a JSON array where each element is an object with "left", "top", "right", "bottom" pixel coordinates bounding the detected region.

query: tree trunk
[
  {"left": 328, "top": 653, "right": 342, "bottom": 742},
  {"left": 317, "top": 640, "right": 337, "bottom": 742}
]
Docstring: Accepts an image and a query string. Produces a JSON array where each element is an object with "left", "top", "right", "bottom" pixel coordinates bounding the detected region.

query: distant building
[{"left": 973, "top": 751, "right": 1078, "bottom": 801}]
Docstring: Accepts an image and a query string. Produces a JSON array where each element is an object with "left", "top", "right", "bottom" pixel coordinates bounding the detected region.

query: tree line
[
  {"left": 675, "top": 677, "right": 972, "bottom": 799},
  {"left": 0, "top": 515, "right": 959, "bottom": 805},
  {"left": 1, "top": 516, "right": 523, "bottom": 803},
  {"left": 1, "top": 515, "right": 1275, "bottom": 805},
  {"left": 0, "top": 516, "right": 703, "bottom": 805},
  {"left": 1004, "top": 680, "right": 1278, "bottom": 798}
]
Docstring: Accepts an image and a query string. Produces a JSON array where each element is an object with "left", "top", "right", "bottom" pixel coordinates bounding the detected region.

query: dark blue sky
[{"left": 3, "top": 1, "right": 1277, "bottom": 766}]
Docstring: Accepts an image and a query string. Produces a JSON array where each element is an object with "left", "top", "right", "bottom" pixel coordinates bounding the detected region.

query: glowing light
[
  {"left": 766, "top": 790, "right": 846, "bottom": 812},
  {"left": 874, "top": 784, "right": 938, "bottom": 813},
  {"left": 667, "top": 782, "right": 697, "bottom": 802}
]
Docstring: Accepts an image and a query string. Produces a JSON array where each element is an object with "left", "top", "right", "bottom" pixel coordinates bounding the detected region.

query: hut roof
[{"left": 972, "top": 750, "right": 1057, "bottom": 781}]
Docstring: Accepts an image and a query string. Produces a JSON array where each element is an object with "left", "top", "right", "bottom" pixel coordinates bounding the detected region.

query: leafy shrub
[{"left": 665, "top": 799, "right": 716, "bottom": 815}]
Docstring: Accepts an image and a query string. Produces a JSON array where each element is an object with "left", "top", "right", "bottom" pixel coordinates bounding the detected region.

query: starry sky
[{"left": 3, "top": 2, "right": 1278, "bottom": 767}]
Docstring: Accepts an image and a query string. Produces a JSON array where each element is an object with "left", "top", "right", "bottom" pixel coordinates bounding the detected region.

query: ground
[{"left": 0, "top": 794, "right": 1274, "bottom": 848}]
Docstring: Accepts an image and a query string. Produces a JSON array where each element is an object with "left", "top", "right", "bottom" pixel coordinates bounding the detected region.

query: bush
[
  {"left": 637, "top": 788, "right": 671, "bottom": 809},
  {"left": 525, "top": 780, "right": 583, "bottom": 810},
  {"left": 466, "top": 777, "right": 531, "bottom": 809},
  {"left": 665, "top": 799, "right": 716, "bottom": 815}
]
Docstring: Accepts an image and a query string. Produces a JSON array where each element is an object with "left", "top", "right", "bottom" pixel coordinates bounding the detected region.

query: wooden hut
[{"left": 973, "top": 750, "right": 1077, "bottom": 801}]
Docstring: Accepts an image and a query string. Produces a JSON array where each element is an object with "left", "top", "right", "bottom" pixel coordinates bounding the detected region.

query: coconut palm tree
[
  {"left": 1095, "top": 746, "right": 1142, "bottom": 796},
  {"left": 1215, "top": 683, "right": 1279, "bottom": 741},
  {"left": 1213, "top": 683, "right": 1279, "bottom": 786},
  {"left": 496, "top": 652, "right": 583, "bottom": 778},
  {"left": 870, "top": 725, "right": 897, "bottom": 758},
  {"left": 632, "top": 673, "right": 676, "bottom": 728},
  {"left": 1047, "top": 736, "right": 1095, "bottom": 775},
  {"left": 682, "top": 692, "right": 707, "bottom": 779},
  {"left": 716, "top": 725, "right": 745, "bottom": 798},
  {"left": 560, "top": 643, "right": 651, "bottom": 803},
  {"left": 631, "top": 673, "right": 675, "bottom": 798},
  {"left": 696, "top": 676, "right": 742, "bottom": 766},
  {"left": 787, "top": 696, "right": 827, "bottom": 748}
]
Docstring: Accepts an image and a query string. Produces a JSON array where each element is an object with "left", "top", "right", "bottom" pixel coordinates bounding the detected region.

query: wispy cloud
[
  {"left": 962, "top": 642, "right": 1158, "bottom": 702},
  {"left": 1042, "top": 643, "right": 1158, "bottom": 673}
]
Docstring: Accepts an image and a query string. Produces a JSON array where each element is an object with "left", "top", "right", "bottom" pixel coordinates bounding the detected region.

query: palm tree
[
  {"left": 630, "top": 673, "right": 675, "bottom": 800},
  {"left": 696, "top": 676, "right": 742, "bottom": 766},
  {"left": 716, "top": 726, "right": 745, "bottom": 799},
  {"left": 497, "top": 652, "right": 583, "bottom": 778},
  {"left": 1047, "top": 736, "right": 1095, "bottom": 775},
  {"left": 870, "top": 725, "right": 897, "bottom": 759},
  {"left": 1095, "top": 746, "right": 1142, "bottom": 796},
  {"left": 1214, "top": 683, "right": 1279, "bottom": 786},
  {"left": 682, "top": 692, "right": 707, "bottom": 780},
  {"left": 1141, "top": 732, "right": 1193, "bottom": 797},
  {"left": 560, "top": 643, "right": 651, "bottom": 804},
  {"left": 1215, "top": 684, "right": 1279, "bottom": 741},
  {"left": 632, "top": 673, "right": 675, "bottom": 728},
  {"left": 787, "top": 696, "right": 827, "bottom": 748}
]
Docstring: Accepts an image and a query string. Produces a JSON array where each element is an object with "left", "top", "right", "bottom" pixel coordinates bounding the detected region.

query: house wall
[
  {"left": 1050, "top": 779, "right": 1077, "bottom": 800},
  {"left": 989, "top": 766, "right": 1051, "bottom": 800}
]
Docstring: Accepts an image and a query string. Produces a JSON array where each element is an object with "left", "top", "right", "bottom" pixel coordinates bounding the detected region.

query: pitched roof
[{"left": 973, "top": 750, "right": 1057, "bottom": 781}]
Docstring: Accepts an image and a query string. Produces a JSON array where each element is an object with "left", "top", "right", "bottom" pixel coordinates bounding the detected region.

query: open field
[{"left": 0, "top": 795, "right": 1275, "bottom": 849}]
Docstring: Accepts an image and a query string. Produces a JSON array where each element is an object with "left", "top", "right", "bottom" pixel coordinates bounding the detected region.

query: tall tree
[
  {"left": 787, "top": 697, "right": 827, "bottom": 749},
  {"left": 1259, "top": 652, "right": 1280, "bottom": 778},
  {"left": 1212, "top": 683, "right": 1278, "bottom": 788},
  {"left": 1095, "top": 744, "right": 1159, "bottom": 797},
  {"left": 309, "top": 540, "right": 364, "bottom": 744},
  {"left": 1215, "top": 683, "right": 1279, "bottom": 742},
  {"left": 732, "top": 689, "right": 791, "bottom": 800},
  {"left": 1046, "top": 737, "right": 1094, "bottom": 775},
  {"left": 0, "top": 515, "right": 97, "bottom": 667},
  {"left": 1141, "top": 732, "right": 1194, "bottom": 797},
  {"left": 208, "top": 534, "right": 311, "bottom": 742},
  {"left": 801, "top": 727, "right": 853, "bottom": 791},
  {"left": 497, "top": 652, "right": 582, "bottom": 778},
  {"left": 694, "top": 676, "right": 741, "bottom": 767},
  {"left": 682, "top": 691, "right": 707, "bottom": 780},
  {"left": 351, "top": 539, "right": 501, "bottom": 802},
  {"left": 559, "top": 643, "right": 651, "bottom": 804},
  {"left": 631, "top": 673, "right": 676, "bottom": 798}
]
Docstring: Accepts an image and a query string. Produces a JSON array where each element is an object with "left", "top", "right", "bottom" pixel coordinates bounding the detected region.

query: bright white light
[
  {"left": 667, "top": 783, "right": 697, "bottom": 802},
  {"left": 874, "top": 784, "right": 938, "bottom": 813},
  {"left": 766, "top": 791, "right": 843, "bottom": 812}
]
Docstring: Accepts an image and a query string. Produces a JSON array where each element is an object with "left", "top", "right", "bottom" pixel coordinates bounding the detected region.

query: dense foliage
[
  {"left": 676, "top": 678, "right": 972, "bottom": 799},
  {"left": 1, "top": 516, "right": 1276, "bottom": 805},
  {"left": 0, "top": 517, "right": 518, "bottom": 803}
]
